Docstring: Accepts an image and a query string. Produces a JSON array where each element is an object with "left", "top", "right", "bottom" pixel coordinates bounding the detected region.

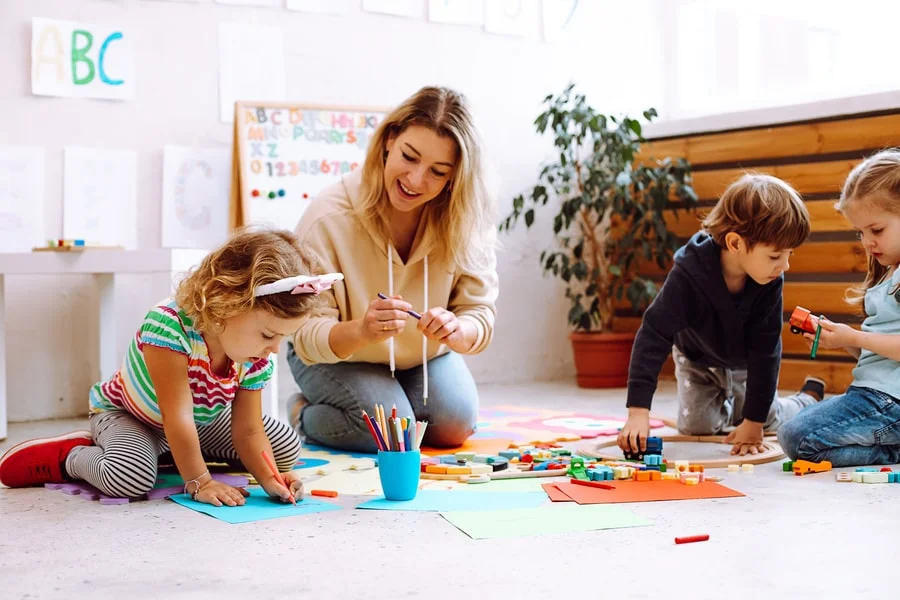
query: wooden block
[
  {"left": 851, "top": 472, "right": 864, "bottom": 483},
  {"left": 446, "top": 465, "right": 471, "bottom": 475},
  {"left": 861, "top": 472, "right": 890, "bottom": 484},
  {"left": 425, "top": 465, "right": 449, "bottom": 474},
  {"left": 835, "top": 472, "right": 853, "bottom": 482},
  {"left": 469, "top": 464, "right": 492, "bottom": 475},
  {"left": 649, "top": 470, "right": 662, "bottom": 481}
]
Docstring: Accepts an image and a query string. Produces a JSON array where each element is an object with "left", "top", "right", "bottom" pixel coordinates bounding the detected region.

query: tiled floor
[{"left": 1, "top": 381, "right": 896, "bottom": 600}]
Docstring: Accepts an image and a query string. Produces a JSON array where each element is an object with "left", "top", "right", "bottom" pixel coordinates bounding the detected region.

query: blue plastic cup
[{"left": 377, "top": 450, "right": 421, "bottom": 501}]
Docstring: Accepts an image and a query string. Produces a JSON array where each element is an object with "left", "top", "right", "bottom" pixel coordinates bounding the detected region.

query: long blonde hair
[
  {"left": 838, "top": 149, "right": 900, "bottom": 306},
  {"left": 176, "top": 227, "right": 324, "bottom": 332},
  {"left": 358, "top": 86, "right": 496, "bottom": 271}
]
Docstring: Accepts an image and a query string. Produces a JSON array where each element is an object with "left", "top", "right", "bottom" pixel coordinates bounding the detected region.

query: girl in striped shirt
[{"left": 0, "top": 228, "right": 337, "bottom": 507}]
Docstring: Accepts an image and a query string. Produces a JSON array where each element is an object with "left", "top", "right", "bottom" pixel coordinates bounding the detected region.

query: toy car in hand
[{"left": 789, "top": 306, "right": 817, "bottom": 335}]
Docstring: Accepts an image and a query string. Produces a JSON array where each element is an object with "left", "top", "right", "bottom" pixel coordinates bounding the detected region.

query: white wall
[{"left": 0, "top": 0, "right": 664, "bottom": 421}]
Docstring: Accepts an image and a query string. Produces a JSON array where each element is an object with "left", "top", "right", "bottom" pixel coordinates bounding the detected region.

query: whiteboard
[{"left": 231, "top": 102, "right": 386, "bottom": 230}]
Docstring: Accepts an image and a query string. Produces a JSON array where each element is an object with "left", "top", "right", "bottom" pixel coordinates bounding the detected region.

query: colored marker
[
  {"left": 810, "top": 315, "right": 824, "bottom": 359},
  {"left": 377, "top": 293, "right": 422, "bottom": 319},
  {"left": 261, "top": 450, "right": 296, "bottom": 505},
  {"left": 675, "top": 534, "right": 709, "bottom": 544},
  {"left": 570, "top": 478, "right": 615, "bottom": 490}
]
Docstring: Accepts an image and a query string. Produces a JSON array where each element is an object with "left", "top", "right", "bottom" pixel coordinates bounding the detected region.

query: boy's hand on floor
[
  {"left": 724, "top": 420, "right": 766, "bottom": 455},
  {"left": 617, "top": 410, "right": 651, "bottom": 453}
]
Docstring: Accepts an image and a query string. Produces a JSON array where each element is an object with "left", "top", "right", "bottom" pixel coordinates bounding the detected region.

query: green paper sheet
[
  {"left": 440, "top": 504, "right": 652, "bottom": 539},
  {"left": 169, "top": 488, "right": 341, "bottom": 523},
  {"left": 356, "top": 490, "right": 547, "bottom": 512}
]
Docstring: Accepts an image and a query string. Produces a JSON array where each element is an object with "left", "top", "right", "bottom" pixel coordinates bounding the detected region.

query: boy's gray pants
[{"left": 673, "top": 346, "right": 817, "bottom": 435}]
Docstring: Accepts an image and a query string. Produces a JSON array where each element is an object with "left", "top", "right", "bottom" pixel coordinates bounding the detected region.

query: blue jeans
[
  {"left": 778, "top": 386, "right": 900, "bottom": 467},
  {"left": 286, "top": 344, "right": 478, "bottom": 453}
]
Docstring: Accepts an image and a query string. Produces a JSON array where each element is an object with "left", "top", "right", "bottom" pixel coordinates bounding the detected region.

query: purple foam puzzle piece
[{"left": 45, "top": 473, "right": 250, "bottom": 505}]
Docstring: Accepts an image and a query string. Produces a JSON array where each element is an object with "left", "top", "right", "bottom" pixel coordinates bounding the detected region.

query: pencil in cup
[
  {"left": 377, "top": 293, "right": 422, "bottom": 320},
  {"left": 363, "top": 404, "right": 426, "bottom": 452}
]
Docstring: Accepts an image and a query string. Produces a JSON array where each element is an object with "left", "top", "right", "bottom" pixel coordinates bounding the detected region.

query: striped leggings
[{"left": 65, "top": 408, "right": 302, "bottom": 498}]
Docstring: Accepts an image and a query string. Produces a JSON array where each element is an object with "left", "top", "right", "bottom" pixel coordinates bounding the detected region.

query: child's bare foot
[{"left": 799, "top": 376, "right": 826, "bottom": 402}]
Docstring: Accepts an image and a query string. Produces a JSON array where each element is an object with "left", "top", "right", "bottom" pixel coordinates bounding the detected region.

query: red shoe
[{"left": 0, "top": 431, "right": 93, "bottom": 487}]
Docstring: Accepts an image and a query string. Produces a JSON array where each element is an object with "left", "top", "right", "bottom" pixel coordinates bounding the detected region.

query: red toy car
[{"left": 789, "top": 306, "right": 817, "bottom": 335}]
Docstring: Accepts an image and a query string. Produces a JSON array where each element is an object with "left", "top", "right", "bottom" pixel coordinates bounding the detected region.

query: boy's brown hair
[{"left": 701, "top": 173, "right": 811, "bottom": 250}]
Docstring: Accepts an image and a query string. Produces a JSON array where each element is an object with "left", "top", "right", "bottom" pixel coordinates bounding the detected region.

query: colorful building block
[
  {"left": 862, "top": 472, "right": 890, "bottom": 484},
  {"left": 792, "top": 460, "right": 832, "bottom": 476}
]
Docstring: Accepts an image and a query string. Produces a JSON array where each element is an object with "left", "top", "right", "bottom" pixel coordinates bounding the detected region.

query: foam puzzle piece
[
  {"left": 45, "top": 472, "right": 250, "bottom": 505},
  {"left": 471, "top": 405, "right": 666, "bottom": 442}
]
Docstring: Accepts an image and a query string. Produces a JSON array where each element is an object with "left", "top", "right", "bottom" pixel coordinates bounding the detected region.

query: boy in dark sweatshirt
[{"left": 619, "top": 174, "right": 825, "bottom": 456}]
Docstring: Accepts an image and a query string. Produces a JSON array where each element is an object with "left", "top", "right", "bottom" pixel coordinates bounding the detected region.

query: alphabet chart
[
  {"left": 230, "top": 102, "right": 385, "bottom": 229},
  {"left": 31, "top": 18, "right": 134, "bottom": 100}
]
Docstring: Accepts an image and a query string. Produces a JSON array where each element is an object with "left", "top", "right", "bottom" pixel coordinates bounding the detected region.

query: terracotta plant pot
[{"left": 569, "top": 331, "right": 636, "bottom": 388}]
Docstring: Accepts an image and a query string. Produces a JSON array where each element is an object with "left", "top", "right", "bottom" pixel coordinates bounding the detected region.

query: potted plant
[{"left": 500, "top": 84, "right": 698, "bottom": 388}]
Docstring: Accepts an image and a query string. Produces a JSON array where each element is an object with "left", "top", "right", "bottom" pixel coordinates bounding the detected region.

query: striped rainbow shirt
[{"left": 89, "top": 299, "right": 274, "bottom": 428}]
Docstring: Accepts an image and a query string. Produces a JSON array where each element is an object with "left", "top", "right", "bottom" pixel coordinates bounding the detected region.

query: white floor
[{"left": 1, "top": 381, "right": 897, "bottom": 600}]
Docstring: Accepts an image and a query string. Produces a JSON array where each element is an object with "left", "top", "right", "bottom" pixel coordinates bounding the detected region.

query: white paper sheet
[
  {"left": 63, "top": 147, "right": 137, "bottom": 248},
  {"left": 0, "top": 146, "right": 45, "bottom": 252},
  {"left": 484, "top": 0, "right": 540, "bottom": 36},
  {"left": 427, "top": 0, "right": 483, "bottom": 25},
  {"left": 285, "top": 0, "right": 349, "bottom": 14},
  {"left": 218, "top": 23, "right": 286, "bottom": 123},
  {"left": 362, "top": 0, "right": 423, "bottom": 18},
  {"left": 161, "top": 146, "right": 230, "bottom": 249},
  {"left": 31, "top": 18, "right": 134, "bottom": 100}
]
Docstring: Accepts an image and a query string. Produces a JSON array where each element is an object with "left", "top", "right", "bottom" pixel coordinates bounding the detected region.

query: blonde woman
[{"left": 287, "top": 86, "right": 498, "bottom": 453}]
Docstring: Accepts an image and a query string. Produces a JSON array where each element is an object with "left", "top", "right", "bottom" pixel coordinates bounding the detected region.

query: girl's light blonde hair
[
  {"left": 175, "top": 227, "right": 324, "bottom": 332},
  {"left": 838, "top": 148, "right": 900, "bottom": 306},
  {"left": 357, "top": 86, "right": 496, "bottom": 271}
]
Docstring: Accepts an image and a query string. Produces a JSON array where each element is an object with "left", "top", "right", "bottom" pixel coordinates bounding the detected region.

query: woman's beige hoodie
[{"left": 292, "top": 169, "right": 498, "bottom": 369}]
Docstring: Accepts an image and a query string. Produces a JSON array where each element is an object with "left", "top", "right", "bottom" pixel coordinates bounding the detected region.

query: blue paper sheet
[
  {"left": 169, "top": 488, "right": 341, "bottom": 523},
  {"left": 356, "top": 490, "right": 548, "bottom": 512}
]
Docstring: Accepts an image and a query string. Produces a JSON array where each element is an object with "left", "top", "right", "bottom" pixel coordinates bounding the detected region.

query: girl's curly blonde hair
[{"left": 175, "top": 227, "right": 325, "bottom": 332}]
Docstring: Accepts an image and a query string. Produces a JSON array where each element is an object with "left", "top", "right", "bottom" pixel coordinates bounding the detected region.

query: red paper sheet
[
  {"left": 552, "top": 480, "right": 744, "bottom": 504},
  {"left": 541, "top": 483, "right": 574, "bottom": 502}
]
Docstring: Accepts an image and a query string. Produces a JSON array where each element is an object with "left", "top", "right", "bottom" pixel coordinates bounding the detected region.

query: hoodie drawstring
[{"left": 386, "top": 242, "right": 428, "bottom": 406}]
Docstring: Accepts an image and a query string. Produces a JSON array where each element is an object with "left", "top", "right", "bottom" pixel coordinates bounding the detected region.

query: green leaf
[
  {"left": 609, "top": 264, "right": 622, "bottom": 276},
  {"left": 525, "top": 209, "right": 534, "bottom": 227}
]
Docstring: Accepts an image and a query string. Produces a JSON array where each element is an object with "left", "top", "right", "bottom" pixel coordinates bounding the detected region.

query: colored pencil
[
  {"left": 377, "top": 292, "right": 422, "bottom": 320},
  {"left": 261, "top": 449, "right": 296, "bottom": 505},
  {"left": 362, "top": 410, "right": 385, "bottom": 451},
  {"left": 811, "top": 315, "right": 824, "bottom": 359}
]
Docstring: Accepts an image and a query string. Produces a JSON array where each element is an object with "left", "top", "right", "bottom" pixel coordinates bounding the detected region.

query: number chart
[{"left": 230, "top": 102, "right": 386, "bottom": 230}]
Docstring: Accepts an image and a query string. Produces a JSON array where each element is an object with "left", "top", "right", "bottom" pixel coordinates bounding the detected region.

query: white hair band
[{"left": 254, "top": 273, "right": 344, "bottom": 297}]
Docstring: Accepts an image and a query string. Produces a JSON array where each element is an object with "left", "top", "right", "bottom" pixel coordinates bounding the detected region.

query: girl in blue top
[{"left": 779, "top": 149, "right": 900, "bottom": 467}]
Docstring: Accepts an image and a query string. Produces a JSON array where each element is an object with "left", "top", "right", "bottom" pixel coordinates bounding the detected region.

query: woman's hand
[
  {"left": 359, "top": 295, "right": 414, "bottom": 344},
  {"left": 194, "top": 479, "right": 250, "bottom": 507},
  {"left": 418, "top": 307, "right": 470, "bottom": 353}
]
